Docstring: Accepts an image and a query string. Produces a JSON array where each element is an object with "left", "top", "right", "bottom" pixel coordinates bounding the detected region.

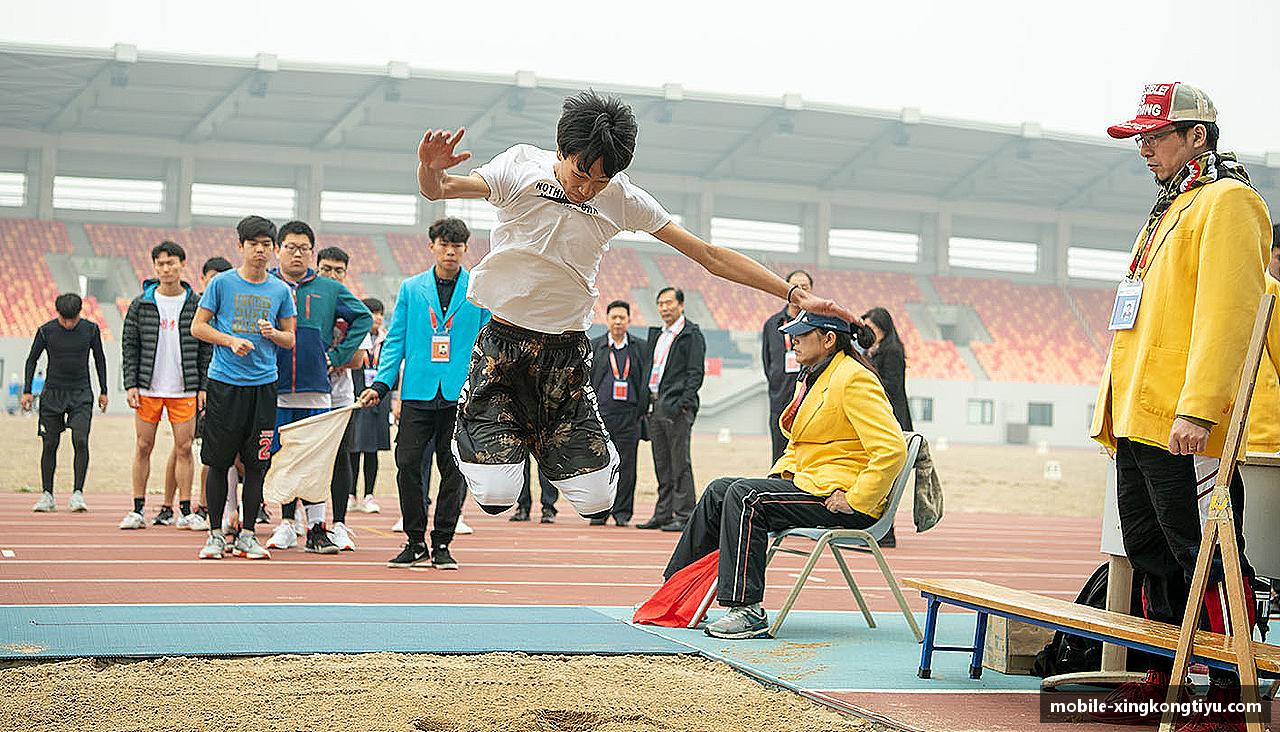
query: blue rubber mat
[{"left": 0, "top": 604, "right": 694, "bottom": 659}]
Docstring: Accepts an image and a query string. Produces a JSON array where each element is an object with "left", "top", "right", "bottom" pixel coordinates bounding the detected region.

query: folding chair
[{"left": 764, "top": 432, "right": 925, "bottom": 641}]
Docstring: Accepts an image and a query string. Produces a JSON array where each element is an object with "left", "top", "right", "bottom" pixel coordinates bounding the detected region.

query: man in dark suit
[
  {"left": 760, "top": 269, "right": 813, "bottom": 464},
  {"left": 638, "top": 287, "right": 705, "bottom": 532},
  {"left": 589, "top": 300, "right": 648, "bottom": 526}
]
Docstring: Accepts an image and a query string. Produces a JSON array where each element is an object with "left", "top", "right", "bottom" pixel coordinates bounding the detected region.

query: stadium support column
[
  {"left": 814, "top": 200, "right": 831, "bottom": 269},
  {"left": 416, "top": 197, "right": 443, "bottom": 229},
  {"left": 1054, "top": 219, "right": 1071, "bottom": 286},
  {"left": 932, "top": 210, "right": 952, "bottom": 276},
  {"left": 168, "top": 157, "right": 194, "bottom": 229},
  {"left": 300, "top": 165, "right": 322, "bottom": 224},
  {"left": 32, "top": 145, "right": 55, "bottom": 220},
  {"left": 694, "top": 190, "right": 714, "bottom": 240}
]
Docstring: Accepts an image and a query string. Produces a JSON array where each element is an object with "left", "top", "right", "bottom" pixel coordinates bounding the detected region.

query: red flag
[{"left": 633, "top": 550, "right": 719, "bottom": 628}]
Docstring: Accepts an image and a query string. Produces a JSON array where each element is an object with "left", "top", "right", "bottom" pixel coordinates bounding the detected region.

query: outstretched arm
[
  {"left": 651, "top": 221, "right": 861, "bottom": 325},
  {"left": 417, "top": 127, "right": 492, "bottom": 201}
]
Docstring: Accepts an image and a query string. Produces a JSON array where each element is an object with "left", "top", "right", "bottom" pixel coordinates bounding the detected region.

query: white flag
[{"left": 263, "top": 405, "right": 357, "bottom": 504}]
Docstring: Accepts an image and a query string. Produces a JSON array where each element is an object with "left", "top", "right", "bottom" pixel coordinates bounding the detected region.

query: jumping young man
[
  {"left": 359, "top": 91, "right": 857, "bottom": 521},
  {"left": 119, "top": 241, "right": 211, "bottom": 530},
  {"left": 23, "top": 293, "right": 109, "bottom": 512},
  {"left": 191, "top": 215, "right": 296, "bottom": 559}
]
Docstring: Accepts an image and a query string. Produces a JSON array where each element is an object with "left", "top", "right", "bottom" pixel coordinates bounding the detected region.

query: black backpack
[{"left": 1032, "top": 563, "right": 1144, "bottom": 678}]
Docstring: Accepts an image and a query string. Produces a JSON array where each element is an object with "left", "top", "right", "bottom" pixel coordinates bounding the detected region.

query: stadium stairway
[{"left": 65, "top": 222, "right": 95, "bottom": 257}]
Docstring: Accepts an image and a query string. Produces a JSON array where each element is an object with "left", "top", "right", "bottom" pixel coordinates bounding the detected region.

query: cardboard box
[{"left": 983, "top": 616, "right": 1056, "bottom": 674}]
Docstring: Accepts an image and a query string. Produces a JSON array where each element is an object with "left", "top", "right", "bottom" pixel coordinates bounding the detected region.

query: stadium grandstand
[{"left": 2, "top": 41, "right": 1277, "bottom": 448}]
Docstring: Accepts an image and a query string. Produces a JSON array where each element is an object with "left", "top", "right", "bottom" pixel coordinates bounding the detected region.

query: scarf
[{"left": 1144, "top": 150, "right": 1252, "bottom": 236}]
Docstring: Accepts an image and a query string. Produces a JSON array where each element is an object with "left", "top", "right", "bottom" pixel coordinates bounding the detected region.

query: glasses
[
  {"left": 1135, "top": 127, "right": 1183, "bottom": 149},
  {"left": 281, "top": 244, "right": 312, "bottom": 255}
]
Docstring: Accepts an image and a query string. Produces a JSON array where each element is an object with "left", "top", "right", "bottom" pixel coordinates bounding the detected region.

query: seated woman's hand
[{"left": 823, "top": 490, "right": 855, "bottom": 514}]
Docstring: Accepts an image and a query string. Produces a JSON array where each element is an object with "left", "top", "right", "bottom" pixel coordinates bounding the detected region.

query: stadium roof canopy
[{"left": 1, "top": 42, "right": 1277, "bottom": 231}]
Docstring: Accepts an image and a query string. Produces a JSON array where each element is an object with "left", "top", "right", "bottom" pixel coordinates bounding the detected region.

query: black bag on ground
[{"left": 1032, "top": 562, "right": 1144, "bottom": 678}]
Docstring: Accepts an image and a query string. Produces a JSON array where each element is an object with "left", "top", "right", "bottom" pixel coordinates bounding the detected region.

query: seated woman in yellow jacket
[{"left": 663, "top": 311, "right": 908, "bottom": 639}]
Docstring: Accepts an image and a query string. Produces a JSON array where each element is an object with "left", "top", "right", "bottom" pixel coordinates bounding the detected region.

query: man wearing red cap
[{"left": 1090, "top": 83, "right": 1271, "bottom": 731}]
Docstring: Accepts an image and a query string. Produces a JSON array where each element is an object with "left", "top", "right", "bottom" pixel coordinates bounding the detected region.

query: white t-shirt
[
  {"left": 328, "top": 333, "right": 373, "bottom": 407},
  {"left": 470, "top": 144, "right": 671, "bottom": 333},
  {"left": 142, "top": 292, "right": 194, "bottom": 398}
]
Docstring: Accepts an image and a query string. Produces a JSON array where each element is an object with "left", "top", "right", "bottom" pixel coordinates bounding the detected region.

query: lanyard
[
  {"left": 784, "top": 334, "right": 793, "bottom": 351},
  {"left": 1128, "top": 208, "right": 1174, "bottom": 279},
  {"left": 609, "top": 348, "right": 630, "bottom": 380},
  {"left": 428, "top": 306, "right": 454, "bottom": 335}
]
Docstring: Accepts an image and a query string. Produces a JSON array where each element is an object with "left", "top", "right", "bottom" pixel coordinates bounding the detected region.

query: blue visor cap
[{"left": 779, "top": 310, "right": 852, "bottom": 336}]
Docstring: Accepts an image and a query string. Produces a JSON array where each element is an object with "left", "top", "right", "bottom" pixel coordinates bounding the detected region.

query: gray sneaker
[
  {"left": 199, "top": 532, "right": 226, "bottom": 559},
  {"left": 32, "top": 492, "right": 56, "bottom": 513},
  {"left": 68, "top": 491, "right": 88, "bottom": 512},
  {"left": 233, "top": 531, "right": 271, "bottom": 560},
  {"left": 705, "top": 604, "right": 770, "bottom": 640}
]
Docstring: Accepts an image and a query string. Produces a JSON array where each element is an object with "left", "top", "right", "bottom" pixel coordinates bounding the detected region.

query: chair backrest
[{"left": 860, "top": 432, "right": 923, "bottom": 541}]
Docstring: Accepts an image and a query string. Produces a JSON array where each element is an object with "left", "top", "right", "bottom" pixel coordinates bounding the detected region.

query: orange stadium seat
[
  {"left": 386, "top": 233, "right": 490, "bottom": 275},
  {"left": 0, "top": 219, "right": 111, "bottom": 339},
  {"left": 1068, "top": 286, "right": 1116, "bottom": 361}
]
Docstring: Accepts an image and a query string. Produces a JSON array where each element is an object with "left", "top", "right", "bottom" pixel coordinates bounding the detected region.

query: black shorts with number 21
[{"left": 200, "top": 379, "right": 277, "bottom": 469}]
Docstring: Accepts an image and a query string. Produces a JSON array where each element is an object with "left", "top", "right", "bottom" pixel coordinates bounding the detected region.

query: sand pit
[{"left": 2, "top": 653, "right": 888, "bottom": 732}]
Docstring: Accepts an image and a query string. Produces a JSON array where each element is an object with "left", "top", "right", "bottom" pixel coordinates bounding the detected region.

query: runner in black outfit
[{"left": 23, "top": 293, "right": 109, "bottom": 512}]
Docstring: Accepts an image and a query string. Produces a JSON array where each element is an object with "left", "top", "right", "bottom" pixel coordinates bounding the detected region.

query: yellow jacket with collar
[
  {"left": 1246, "top": 275, "right": 1280, "bottom": 453},
  {"left": 769, "top": 350, "right": 908, "bottom": 518},
  {"left": 1090, "top": 178, "right": 1271, "bottom": 458}
]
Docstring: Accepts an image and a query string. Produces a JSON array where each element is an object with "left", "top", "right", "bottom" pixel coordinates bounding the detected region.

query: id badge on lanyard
[
  {"left": 783, "top": 334, "right": 800, "bottom": 373},
  {"left": 429, "top": 306, "right": 453, "bottom": 363},
  {"left": 609, "top": 349, "right": 631, "bottom": 401},
  {"left": 1109, "top": 278, "right": 1143, "bottom": 331}
]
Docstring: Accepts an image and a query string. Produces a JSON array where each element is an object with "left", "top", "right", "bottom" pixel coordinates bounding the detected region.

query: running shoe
[
  {"left": 152, "top": 506, "right": 175, "bottom": 526},
  {"left": 455, "top": 516, "right": 474, "bottom": 535},
  {"left": 199, "top": 532, "right": 226, "bottom": 559},
  {"left": 359, "top": 495, "right": 381, "bottom": 514},
  {"left": 233, "top": 531, "right": 271, "bottom": 560},
  {"left": 256, "top": 504, "right": 270, "bottom": 525},
  {"left": 305, "top": 523, "right": 339, "bottom": 555},
  {"left": 118, "top": 511, "right": 146, "bottom": 530},
  {"left": 431, "top": 545, "right": 459, "bottom": 570},
  {"left": 32, "top": 492, "right": 56, "bottom": 512},
  {"left": 292, "top": 518, "right": 307, "bottom": 539},
  {"left": 347, "top": 494, "right": 357, "bottom": 512},
  {"left": 328, "top": 522, "right": 356, "bottom": 552},
  {"left": 68, "top": 491, "right": 88, "bottom": 512},
  {"left": 387, "top": 542, "right": 429, "bottom": 568},
  {"left": 184, "top": 512, "right": 211, "bottom": 532},
  {"left": 705, "top": 605, "right": 770, "bottom": 640},
  {"left": 267, "top": 522, "right": 297, "bottom": 550},
  {"left": 392, "top": 517, "right": 403, "bottom": 532}
]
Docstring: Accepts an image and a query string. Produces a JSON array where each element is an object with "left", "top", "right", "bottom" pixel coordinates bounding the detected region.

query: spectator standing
[
  {"left": 348, "top": 297, "right": 390, "bottom": 514},
  {"left": 588, "top": 300, "right": 648, "bottom": 526},
  {"left": 761, "top": 270, "right": 813, "bottom": 464}
]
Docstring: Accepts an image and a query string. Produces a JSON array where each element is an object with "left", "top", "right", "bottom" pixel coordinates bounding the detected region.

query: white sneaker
[
  {"left": 118, "top": 511, "right": 146, "bottom": 530},
  {"left": 266, "top": 522, "right": 297, "bottom": 550},
  {"left": 68, "top": 491, "right": 88, "bottom": 512},
  {"left": 455, "top": 516, "right": 474, "bottom": 535},
  {"left": 292, "top": 519, "right": 307, "bottom": 539},
  {"left": 233, "top": 531, "right": 271, "bottom": 560},
  {"left": 329, "top": 522, "right": 356, "bottom": 551},
  {"left": 359, "top": 495, "right": 381, "bottom": 514},
  {"left": 392, "top": 517, "right": 403, "bottom": 532},
  {"left": 347, "top": 494, "right": 357, "bottom": 512},
  {"left": 32, "top": 492, "right": 56, "bottom": 512},
  {"left": 186, "top": 513, "right": 210, "bottom": 532},
  {"left": 199, "top": 532, "right": 225, "bottom": 559}
]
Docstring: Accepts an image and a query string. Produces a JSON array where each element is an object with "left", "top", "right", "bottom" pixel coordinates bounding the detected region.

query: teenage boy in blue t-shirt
[{"left": 191, "top": 215, "right": 296, "bottom": 560}]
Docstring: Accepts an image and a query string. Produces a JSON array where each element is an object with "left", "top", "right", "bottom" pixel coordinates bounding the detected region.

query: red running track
[{"left": 0, "top": 492, "right": 1106, "bottom": 610}]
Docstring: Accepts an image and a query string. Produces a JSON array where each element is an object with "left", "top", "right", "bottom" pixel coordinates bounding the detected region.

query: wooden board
[{"left": 903, "top": 577, "right": 1280, "bottom": 673}]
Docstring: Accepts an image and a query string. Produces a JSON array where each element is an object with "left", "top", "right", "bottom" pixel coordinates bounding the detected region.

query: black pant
[
  {"left": 516, "top": 460, "right": 558, "bottom": 516},
  {"left": 768, "top": 408, "right": 787, "bottom": 466},
  {"left": 665, "top": 477, "right": 876, "bottom": 607},
  {"left": 648, "top": 404, "right": 696, "bottom": 524},
  {"left": 397, "top": 401, "right": 465, "bottom": 547},
  {"left": 603, "top": 412, "right": 640, "bottom": 522},
  {"left": 1115, "top": 438, "right": 1252, "bottom": 677},
  {"left": 37, "top": 387, "right": 93, "bottom": 493},
  {"left": 351, "top": 452, "right": 378, "bottom": 496}
]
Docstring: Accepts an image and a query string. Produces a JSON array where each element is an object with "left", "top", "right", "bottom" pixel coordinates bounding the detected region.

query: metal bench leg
[
  {"left": 768, "top": 536, "right": 830, "bottom": 638},
  {"left": 970, "top": 611, "right": 989, "bottom": 679},
  {"left": 918, "top": 594, "right": 940, "bottom": 679},
  {"left": 868, "top": 540, "right": 923, "bottom": 642},
  {"left": 830, "top": 547, "right": 875, "bottom": 629}
]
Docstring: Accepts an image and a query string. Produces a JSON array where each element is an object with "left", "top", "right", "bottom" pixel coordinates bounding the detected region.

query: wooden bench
[{"left": 903, "top": 577, "right": 1280, "bottom": 680}]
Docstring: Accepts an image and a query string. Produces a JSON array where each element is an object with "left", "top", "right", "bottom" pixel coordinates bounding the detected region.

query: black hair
[
  {"left": 557, "top": 91, "right": 637, "bottom": 178},
  {"left": 830, "top": 330, "right": 878, "bottom": 375},
  {"left": 428, "top": 217, "right": 470, "bottom": 244},
  {"left": 151, "top": 240, "right": 186, "bottom": 262},
  {"left": 784, "top": 269, "right": 814, "bottom": 288},
  {"left": 236, "top": 215, "right": 278, "bottom": 245},
  {"left": 862, "top": 306, "right": 906, "bottom": 356},
  {"left": 316, "top": 246, "right": 349, "bottom": 265},
  {"left": 656, "top": 286, "right": 684, "bottom": 304},
  {"left": 277, "top": 220, "right": 316, "bottom": 247},
  {"left": 1271, "top": 223, "right": 1279, "bottom": 250},
  {"left": 362, "top": 297, "right": 384, "bottom": 314},
  {"left": 55, "top": 292, "right": 82, "bottom": 320},
  {"left": 1175, "top": 120, "right": 1220, "bottom": 152},
  {"left": 202, "top": 256, "right": 233, "bottom": 276},
  {"left": 606, "top": 299, "right": 631, "bottom": 315}
]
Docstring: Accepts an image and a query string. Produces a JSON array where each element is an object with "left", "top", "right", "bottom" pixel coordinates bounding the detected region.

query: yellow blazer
[
  {"left": 1246, "top": 275, "right": 1280, "bottom": 453},
  {"left": 769, "top": 350, "right": 908, "bottom": 518},
  {"left": 1090, "top": 179, "right": 1272, "bottom": 458}
]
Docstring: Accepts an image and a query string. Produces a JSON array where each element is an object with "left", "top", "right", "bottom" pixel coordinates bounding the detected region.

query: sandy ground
[
  {"left": 1, "top": 653, "right": 886, "bottom": 732},
  {"left": 0, "top": 414, "right": 1109, "bottom": 518}
]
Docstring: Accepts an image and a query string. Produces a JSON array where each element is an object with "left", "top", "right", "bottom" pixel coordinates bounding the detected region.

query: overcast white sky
[{"left": 4, "top": 0, "right": 1277, "bottom": 155}]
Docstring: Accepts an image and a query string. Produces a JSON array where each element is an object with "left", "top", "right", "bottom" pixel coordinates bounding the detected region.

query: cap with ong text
[{"left": 1107, "top": 82, "right": 1217, "bottom": 139}]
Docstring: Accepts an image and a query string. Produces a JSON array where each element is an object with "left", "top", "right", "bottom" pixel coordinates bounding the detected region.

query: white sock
[{"left": 304, "top": 502, "right": 326, "bottom": 527}]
